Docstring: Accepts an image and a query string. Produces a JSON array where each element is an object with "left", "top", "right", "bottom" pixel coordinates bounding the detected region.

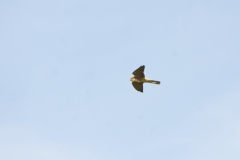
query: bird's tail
[{"left": 146, "top": 79, "right": 160, "bottom": 84}]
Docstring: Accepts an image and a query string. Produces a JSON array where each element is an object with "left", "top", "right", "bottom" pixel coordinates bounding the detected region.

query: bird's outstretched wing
[
  {"left": 132, "top": 82, "right": 143, "bottom": 92},
  {"left": 132, "top": 65, "right": 145, "bottom": 78}
]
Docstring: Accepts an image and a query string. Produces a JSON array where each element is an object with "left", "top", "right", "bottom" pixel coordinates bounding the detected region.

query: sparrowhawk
[{"left": 130, "top": 65, "right": 160, "bottom": 92}]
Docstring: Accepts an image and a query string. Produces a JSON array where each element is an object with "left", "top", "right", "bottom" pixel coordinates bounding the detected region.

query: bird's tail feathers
[{"left": 146, "top": 79, "right": 160, "bottom": 84}]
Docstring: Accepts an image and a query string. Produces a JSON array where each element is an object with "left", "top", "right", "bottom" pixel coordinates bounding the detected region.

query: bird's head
[{"left": 130, "top": 77, "right": 134, "bottom": 81}]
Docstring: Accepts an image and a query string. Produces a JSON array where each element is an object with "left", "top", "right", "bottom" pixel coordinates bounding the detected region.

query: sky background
[{"left": 1, "top": 0, "right": 240, "bottom": 160}]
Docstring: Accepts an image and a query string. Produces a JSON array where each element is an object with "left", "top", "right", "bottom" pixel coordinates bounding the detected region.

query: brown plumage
[{"left": 130, "top": 65, "right": 160, "bottom": 92}]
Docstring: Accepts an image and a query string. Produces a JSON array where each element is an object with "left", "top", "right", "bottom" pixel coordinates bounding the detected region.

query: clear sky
[{"left": 1, "top": 0, "right": 240, "bottom": 160}]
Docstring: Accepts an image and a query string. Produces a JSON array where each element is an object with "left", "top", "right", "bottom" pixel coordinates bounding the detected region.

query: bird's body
[
  {"left": 130, "top": 77, "right": 146, "bottom": 83},
  {"left": 130, "top": 77, "right": 160, "bottom": 84},
  {"left": 130, "top": 65, "right": 160, "bottom": 92}
]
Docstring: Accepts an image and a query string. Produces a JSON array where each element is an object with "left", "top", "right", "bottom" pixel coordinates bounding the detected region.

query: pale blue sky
[{"left": 1, "top": 0, "right": 240, "bottom": 160}]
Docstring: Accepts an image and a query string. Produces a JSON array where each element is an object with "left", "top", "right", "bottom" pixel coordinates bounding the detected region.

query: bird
[{"left": 130, "top": 65, "right": 160, "bottom": 92}]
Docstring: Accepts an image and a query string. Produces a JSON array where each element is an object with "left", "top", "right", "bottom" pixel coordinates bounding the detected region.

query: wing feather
[
  {"left": 132, "top": 65, "right": 145, "bottom": 78},
  {"left": 132, "top": 82, "right": 143, "bottom": 92}
]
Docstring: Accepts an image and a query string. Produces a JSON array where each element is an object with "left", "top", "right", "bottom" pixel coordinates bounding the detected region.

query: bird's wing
[
  {"left": 132, "top": 65, "right": 145, "bottom": 78},
  {"left": 132, "top": 82, "right": 143, "bottom": 92}
]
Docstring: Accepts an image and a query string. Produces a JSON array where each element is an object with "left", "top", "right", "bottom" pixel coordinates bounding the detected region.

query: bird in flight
[{"left": 130, "top": 65, "right": 160, "bottom": 92}]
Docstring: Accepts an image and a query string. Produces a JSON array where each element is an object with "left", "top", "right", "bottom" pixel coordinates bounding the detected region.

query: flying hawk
[{"left": 130, "top": 65, "right": 160, "bottom": 92}]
